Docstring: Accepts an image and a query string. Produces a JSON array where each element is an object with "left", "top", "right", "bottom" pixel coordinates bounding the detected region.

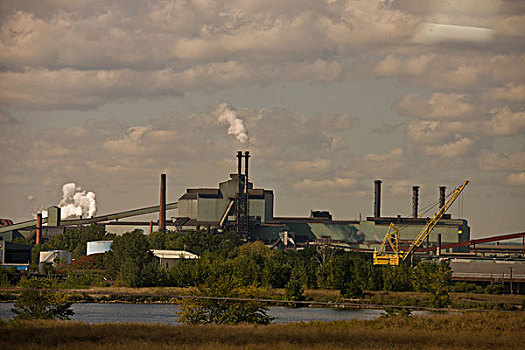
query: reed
[{"left": 1, "top": 312, "right": 524, "bottom": 349}]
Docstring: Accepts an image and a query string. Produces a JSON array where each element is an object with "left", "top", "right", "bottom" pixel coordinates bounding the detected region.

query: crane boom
[
  {"left": 401, "top": 180, "right": 469, "bottom": 261},
  {"left": 373, "top": 180, "right": 469, "bottom": 265}
]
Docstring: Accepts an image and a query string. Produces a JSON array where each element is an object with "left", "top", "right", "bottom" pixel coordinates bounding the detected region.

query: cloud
[
  {"left": 424, "top": 137, "right": 474, "bottom": 157},
  {"left": 278, "top": 159, "right": 331, "bottom": 175},
  {"left": 395, "top": 92, "right": 477, "bottom": 120},
  {"left": 292, "top": 177, "right": 356, "bottom": 192},
  {"left": 478, "top": 151, "right": 525, "bottom": 172},
  {"left": 484, "top": 84, "right": 525, "bottom": 102},
  {"left": 0, "top": 110, "right": 16, "bottom": 124},
  {"left": 507, "top": 172, "right": 525, "bottom": 186},
  {"left": 484, "top": 107, "right": 525, "bottom": 136}
]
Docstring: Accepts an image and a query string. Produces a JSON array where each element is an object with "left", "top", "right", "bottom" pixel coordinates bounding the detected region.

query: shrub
[
  {"left": 485, "top": 283, "right": 504, "bottom": 295},
  {"left": 176, "top": 277, "right": 272, "bottom": 325},
  {"left": 285, "top": 278, "right": 304, "bottom": 302},
  {"left": 11, "top": 278, "right": 74, "bottom": 320}
]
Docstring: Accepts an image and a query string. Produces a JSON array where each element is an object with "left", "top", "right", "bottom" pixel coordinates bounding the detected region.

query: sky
[{"left": 0, "top": 0, "right": 524, "bottom": 238}]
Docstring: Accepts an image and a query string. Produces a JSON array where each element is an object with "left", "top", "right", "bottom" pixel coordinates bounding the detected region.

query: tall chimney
[
  {"left": 412, "top": 186, "right": 420, "bottom": 218},
  {"left": 374, "top": 180, "right": 382, "bottom": 218},
  {"left": 237, "top": 151, "right": 243, "bottom": 181},
  {"left": 244, "top": 151, "right": 250, "bottom": 194},
  {"left": 439, "top": 186, "right": 446, "bottom": 209},
  {"left": 36, "top": 213, "right": 42, "bottom": 245},
  {"left": 159, "top": 174, "right": 166, "bottom": 232}
]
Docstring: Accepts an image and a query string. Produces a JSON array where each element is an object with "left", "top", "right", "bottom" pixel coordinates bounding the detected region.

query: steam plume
[
  {"left": 215, "top": 103, "right": 249, "bottom": 143},
  {"left": 41, "top": 183, "right": 97, "bottom": 219}
]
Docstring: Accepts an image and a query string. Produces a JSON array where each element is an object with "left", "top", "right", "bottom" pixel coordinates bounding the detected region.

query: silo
[{"left": 86, "top": 240, "right": 113, "bottom": 255}]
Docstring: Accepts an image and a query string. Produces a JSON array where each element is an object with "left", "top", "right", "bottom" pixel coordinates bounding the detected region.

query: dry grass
[{"left": 2, "top": 312, "right": 525, "bottom": 349}]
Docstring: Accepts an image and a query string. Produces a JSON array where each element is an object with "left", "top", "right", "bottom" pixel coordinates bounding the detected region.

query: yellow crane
[{"left": 373, "top": 180, "right": 469, "bottom": 265}]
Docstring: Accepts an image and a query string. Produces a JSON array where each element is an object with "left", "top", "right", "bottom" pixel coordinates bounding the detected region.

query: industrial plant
[{"left": 1, "top": 151, "right": 524, "bottom": 292}]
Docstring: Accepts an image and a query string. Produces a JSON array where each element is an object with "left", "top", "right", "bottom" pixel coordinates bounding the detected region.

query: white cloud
[
  {"left": 478, "top": 152, "right": 525, "bottom": 172},
  {"left": 484, "top": 84, "right": 525, "bottom": 102},
  {"left": 292, "top": 177, "right": 356, "bottom": 191},
  {"left": 507, "top": 172, "right": 525, "bottom": 186},
  {"left": 424, "top": 137, "right": 474, "bottom": 158},
  {"left": 484, "top": 108, "right": 525, "bottom": 136},
  {"left": 395, "top": 92, "right": 477, "bottom": 120}
]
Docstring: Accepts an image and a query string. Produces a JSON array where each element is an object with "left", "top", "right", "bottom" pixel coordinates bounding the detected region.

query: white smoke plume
[
  {"left": 215, "top": 103, "right": 249, "bottom": 144},
  {"left": 41, "top": 183, "right": 97, "bottom": 219}
]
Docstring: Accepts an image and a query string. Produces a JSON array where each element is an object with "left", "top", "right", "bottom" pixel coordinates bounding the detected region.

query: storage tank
[{"left": 86, "top": 240, "right": 113, "bottom": 256}]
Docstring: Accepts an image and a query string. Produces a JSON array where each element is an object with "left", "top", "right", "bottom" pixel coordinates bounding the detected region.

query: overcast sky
[{"left": 1, "top": 0, "right": 524, "bottom": 238}]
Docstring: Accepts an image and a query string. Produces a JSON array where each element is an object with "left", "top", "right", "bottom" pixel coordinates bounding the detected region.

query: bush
[
  {"left": 11, "top": 278, "right": 74, "bottom": 320},
  {"left": 285, "top": 278, "right": 304, "bottom": 302},
  {"left": 176, "top": 277, "right": 272, "bottom": 325},
  {"left": 485, "top": 283, "right": 504, "bottom": 295}
]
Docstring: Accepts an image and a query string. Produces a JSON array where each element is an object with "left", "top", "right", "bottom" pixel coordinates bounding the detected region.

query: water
[
  {"left": 0, "top": 302, "right": 395, "bottom": 324},
  {"left": 0, "top": 302, "right": 436, "bottom": 324}
]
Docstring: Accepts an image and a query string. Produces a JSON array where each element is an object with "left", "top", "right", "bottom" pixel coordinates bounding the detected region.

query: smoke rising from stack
[
  {"left": 215, "top": 103, "right": 249, "bottom": 144},
  {"left": 41, "top": 183, "right": 97, "bottom": 219}
]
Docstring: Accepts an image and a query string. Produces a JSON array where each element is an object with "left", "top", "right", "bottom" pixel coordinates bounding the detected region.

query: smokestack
[
  {"left": 237, "top": 151, "right": 243, "bottom": 180},
  {"left": 439, "top": 186, "right": 446, "bottom": 209},
  {"left": 374, "top": 180, "right": 382, "bottom": 218},
  {"left": 244, "top": 151, "right": 250, "bottom": 194},
  {"left": 36, "top": 213, "right": 42, "bottom": 245},
  {"left": 159, "top": 174, "right": 166, "bottom": 232},
  {"left": 149, "top": 220, "right": 153, "bottom": 235},
  {"left": 412, "top": 186, "right": 420, "bottom": 218}
]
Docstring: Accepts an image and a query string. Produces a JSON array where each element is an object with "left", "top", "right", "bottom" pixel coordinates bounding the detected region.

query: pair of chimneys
[{"left": 373, "top": 180, "right": 447, "bottom": 218}]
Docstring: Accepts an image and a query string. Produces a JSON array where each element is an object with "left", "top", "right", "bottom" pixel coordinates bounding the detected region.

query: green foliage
[
  {"left": 423, "top": 261, "right": 452, "bottom": 308},
  {"left": 176, "top": 277, "right": 273, "bottom": 325},
  {"left": 340, "top": 279, "right": 364, "bottom": 298},
  {"left": 104, "top": 229, "right": 154, "bottom": 287},
  {"left": 284, "top": 277, "right": 304, "bottom": 302},
  {"left": 382, "top": 265, "right": 413, "bottom": 292},
  {"left": 485, "top": 283, "right": 504, "bottom": 295},
  {"left": 0, "top": 266, "right": 20, "bottom": 287},
  {"left": 11, "top": 278, "right": 74, "bottom": 320},
  {"left": 44, "top": 224, "right": 110, "bottom": 258},
  {"left": 382, "top": 307, "right": 412, "bottom": 317}
]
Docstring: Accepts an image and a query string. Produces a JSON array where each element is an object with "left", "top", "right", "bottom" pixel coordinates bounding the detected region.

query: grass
[{"left": 1, "top": 312, "right": 525, "bottom": 349}]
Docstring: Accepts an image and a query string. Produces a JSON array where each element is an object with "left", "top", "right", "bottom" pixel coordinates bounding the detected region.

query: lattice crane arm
[{"left": 401, "top": 180, "right": 469, "bottom": 261}]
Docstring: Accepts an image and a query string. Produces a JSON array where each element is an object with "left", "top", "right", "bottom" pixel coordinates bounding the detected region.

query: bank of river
[{"left": 0, "top": 302, "right": 439, "bottom": 324}]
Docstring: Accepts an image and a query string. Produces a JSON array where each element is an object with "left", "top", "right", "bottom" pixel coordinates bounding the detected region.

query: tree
[
  {"left": 176, "top": 277, "right": 272, "bottom": 325},
  {"left": 45, "top": 224, "right": 110, "bottom": 258},
  {"left": 104, "top": 229, "right": 154, "bottom": 287},
  {"left": 11, "top": 278, "right": 74, "bottom": 320},
  {"left": 428, "top": 261, "right": 452, "bottom": 308},
  {"left": 284, "top": 277, "right": 304, "bottom": 303}
]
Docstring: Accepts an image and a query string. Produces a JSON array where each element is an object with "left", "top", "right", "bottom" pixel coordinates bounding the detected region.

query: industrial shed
[{"left": 152, "top": 250, "right": 199, "bottom": 270}]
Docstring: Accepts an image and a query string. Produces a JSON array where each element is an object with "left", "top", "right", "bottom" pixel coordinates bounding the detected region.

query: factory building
[
  {"left": 0, "top": 241, "right": 31, "bottom": 270},
  {"left": 0, "top": 151, "right": 471, "bottom": 256},
  {"left": 178, "top": 174, "right": 274, "bottom": 227},
  {"left": 171, "top": 153, "right": 469, "bottom": 252}
]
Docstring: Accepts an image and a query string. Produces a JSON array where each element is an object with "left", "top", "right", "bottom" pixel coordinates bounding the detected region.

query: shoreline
[{"left": 1, "top": 286, "right": 523, "bottom": 311}]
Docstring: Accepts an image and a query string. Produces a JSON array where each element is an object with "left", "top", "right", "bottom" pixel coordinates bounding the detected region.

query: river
[{"left": 0, "top": 302, "right": 437, "bottom": 324}]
